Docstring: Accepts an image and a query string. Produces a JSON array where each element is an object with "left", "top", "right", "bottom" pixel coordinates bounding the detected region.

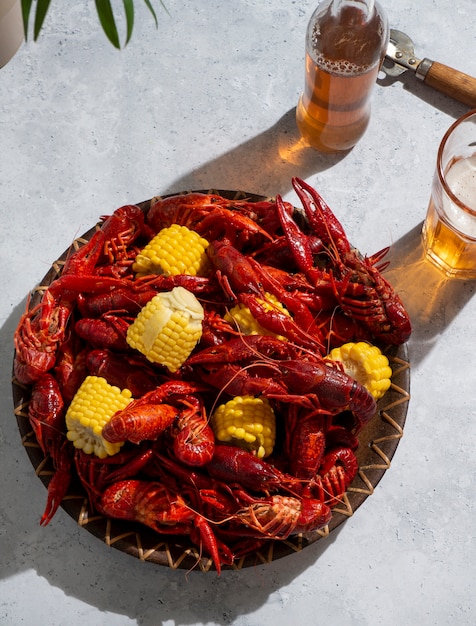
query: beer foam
[
  {"left": 312, "top": 50, "right": 374, "bottom": 76},
  {"left": 444, "top": 155, "right": 476, "bottom": 237},
  {"left": 446, "top": 155, "right": 476, "bottom": 211}
]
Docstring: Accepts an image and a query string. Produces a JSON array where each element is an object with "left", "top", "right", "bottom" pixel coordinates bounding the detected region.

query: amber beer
[
  {"left": 423, "top": 155, "right": 476, "bottom": 277},
  {"left": 296, "top": 53, "right": 381, "bottom": 152},
  {"left": 296, "top": 1, "right": 388, "bottom": 153}
]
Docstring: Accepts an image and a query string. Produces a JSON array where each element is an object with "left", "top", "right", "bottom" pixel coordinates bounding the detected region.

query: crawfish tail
[
  {"left": 98, "top": 479, "right": 192, "bottom": 529},
  {"left": 316, "top": 446, "right": 359, "bottom": 506},
  {"left": 319, "top": 446, "right": 359, "bottom": 480},
  {"left": 28, "top": 373, "right": 66, "bottom": 455},
  {"left": 102, "top": 403, "right": 178, "bottom": 444},
  {"left": 295, "top": 496, "right": 332, "bottom": 533},
  {"left": 279, "top": 360, "right": 376, "bottom": 429},
  {"left": 75, "top": 316, "right": 131, "bottom": 352},
  {"left": 206, "top": 445, "right": 300, "bottom": 493},
  {"left": 173, "top": 417, "right": 215, "bottom": 467},
  {"left": 77, "top": 287, "right": 156, "bottom": 317},
  {"left": 289, "top": 414, "right": 327, "bottom": 480}
]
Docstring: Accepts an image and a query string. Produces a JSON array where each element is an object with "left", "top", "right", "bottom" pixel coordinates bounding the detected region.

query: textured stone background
[{"left": 1, "top": 1, "right": 475, "bottom": 624}]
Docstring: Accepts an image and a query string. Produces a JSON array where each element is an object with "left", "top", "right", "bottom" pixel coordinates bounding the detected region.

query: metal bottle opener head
[{"left": 383, "top": 29, "right": 422, "bottom": 77}]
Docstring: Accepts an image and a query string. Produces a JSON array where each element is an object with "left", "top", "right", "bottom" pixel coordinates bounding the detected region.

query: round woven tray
[{"left": 12, "top": 190, "right": 411, "bottom": 572}]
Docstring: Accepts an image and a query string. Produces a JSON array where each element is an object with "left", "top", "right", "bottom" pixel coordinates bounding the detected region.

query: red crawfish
[
  {"left": 14, "top": 290, "right": 71, "bottom": 385},
  {"left": 306, "top": 446, "right": 359, "bottom": 506},
  {"left": 205, "top": 445, "right": 304, "bottom": 495},
  {"left": 28, "top": 373, "right": 74, "bottom": 525},
  {"left": 99, "top": 205, "right": 153, "bottom": 263},
  {"left": 98, "top": 479, "right": 233, "bottom": 574},
  {"left": 206, "top": 239, "right": 324, "bottom": 352},
  {"left": 77, "top": 286, "right": 157, "bottom": 318},
  {"left": 55, "top": 204, "right": 151, "bottom": 281},
  {"left": 75, "top": 313, "right": 132, "bottom": 352},
  {"left": 14, "top": 206, "right": 150, "bottom": 385},
  {"left": 74, "top": 445, "right": 156, "bottom": 508},
  {"left": 85, "top": 348, "right": 165, "bottom": 397},
  {"left": 193, "top": 207, "right": 273, "bottom": 249},
  {"left": 146, "top": 192, "right": 272, "bottom": 249},
  {"left": 229, "top": 492, "right": 332, "bottom": 540},
  {"left": 199, "top": 309, "right": 237, "bottom": 348},
  {"left": 170, "top": 395, "right": 215, "bottom": 467},
  {"left": 101, "top": 381, "right": 215, "bottom": 467},
  {"left": 75, "top": 274, "right": 217, "bottom": 319},
  {"left": 286, "top": 407, "right": 330, "bottom": 480},
  {"left": 251, "top": 263, "right": 338, "bottom": 317},
  {"left": 101, "top": 391, "right": 179, "bottom": 446},
  {"left": 246, "top": 197, "right": 296, "bottom": 238},
  {"left": 148, "top": 451, "right": 239, "bottom": 517},
  {"left": 287, "top": 177, "right": 412, "bottom": 345},
  {"left": 49, "top": 204, "right": 153, "bottom": 302},
  {"left": 91, "top": 204, "right": 154, "bottom": 269},
  {"left": 188, "top": 335, "right": 376, "bottom": 431},
  {"left": 147, "top": 192, "right": 235, "bottom": 232},
  {"left": 53, "top": 332, "right": 90, "bottom": 404},
  {"left": 14, "top": 236, "right": 120, "bottom": 386}
]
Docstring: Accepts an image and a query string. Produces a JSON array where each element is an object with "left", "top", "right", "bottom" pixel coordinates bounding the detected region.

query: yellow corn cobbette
[
  {"left": 65, "top": 375, "right": 132, "bottom": 458},
  {"left": 224, "top": 292, "right": 289, "bottom": 340},
  {"left": 126, "top": 286, "right": 204, "bottom": 372},
  {"left": 326, "top": 341, "right": 392, "bottom": 401},
  {"left": 211, "top": 395, "right": 276, "bottom": 458},
  {"left": 132, "top": 224, "right": 210, "bottom": 278}
]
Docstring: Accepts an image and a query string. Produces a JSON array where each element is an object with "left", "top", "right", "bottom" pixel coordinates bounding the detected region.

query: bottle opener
[{"left": 384, "top": 29, "right": 476, "bottom": 108}]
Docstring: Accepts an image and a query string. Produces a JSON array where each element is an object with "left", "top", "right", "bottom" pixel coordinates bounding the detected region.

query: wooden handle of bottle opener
[{"left": 420, "top": 60, "right": 476, "bottom": 108}]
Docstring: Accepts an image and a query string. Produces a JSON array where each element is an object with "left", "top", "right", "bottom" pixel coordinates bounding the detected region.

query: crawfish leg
[
  {"left": 40, "top": 440, "right": 74, "bottom": 526},
  {"left": 292, "top": 177, "right": 351, "bottom": 255},
  {"left": 191, "top": 516, "right": 234, "bottom": 575},
  {"left": 275, "top": 194, "right": 322, "bottom": 284}
]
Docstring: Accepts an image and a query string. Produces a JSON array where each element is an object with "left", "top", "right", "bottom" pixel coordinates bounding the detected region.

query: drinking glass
[{"left": 422, "top": 109, "right": 476, "bottom": 279}]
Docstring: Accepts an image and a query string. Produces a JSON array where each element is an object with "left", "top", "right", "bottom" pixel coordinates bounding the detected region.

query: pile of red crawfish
[{"left": 13, "top": 177, "right": 411, "bottom": 573}]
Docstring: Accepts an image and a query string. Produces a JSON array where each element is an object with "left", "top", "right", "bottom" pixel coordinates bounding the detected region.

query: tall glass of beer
[{"left": 422, "top": 110, "right": 476, "bottom": 279}]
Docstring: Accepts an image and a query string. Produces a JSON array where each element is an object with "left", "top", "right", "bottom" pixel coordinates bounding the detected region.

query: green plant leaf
[
  {"left": 33, "top": 0, "right": 53, "bottom": 41},
  {"left": 22, "top": 0, "right": 167, "bottom": 48},
  {"left": 142, "top": 0, "right": 160, "bottom": 26},
  {"left": 122, "top": 0, "right": 135, "bottom": 46},
  {"left": 21, "top": 0, "right": 33, "bottom": 39},
  {"left": 95, "top": 0, "right": 121, "bottom": 49}
]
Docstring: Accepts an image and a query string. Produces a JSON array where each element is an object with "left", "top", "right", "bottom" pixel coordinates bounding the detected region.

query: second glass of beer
[{"left": 422, "top": 110, "right": 476, "bottom": 279}]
